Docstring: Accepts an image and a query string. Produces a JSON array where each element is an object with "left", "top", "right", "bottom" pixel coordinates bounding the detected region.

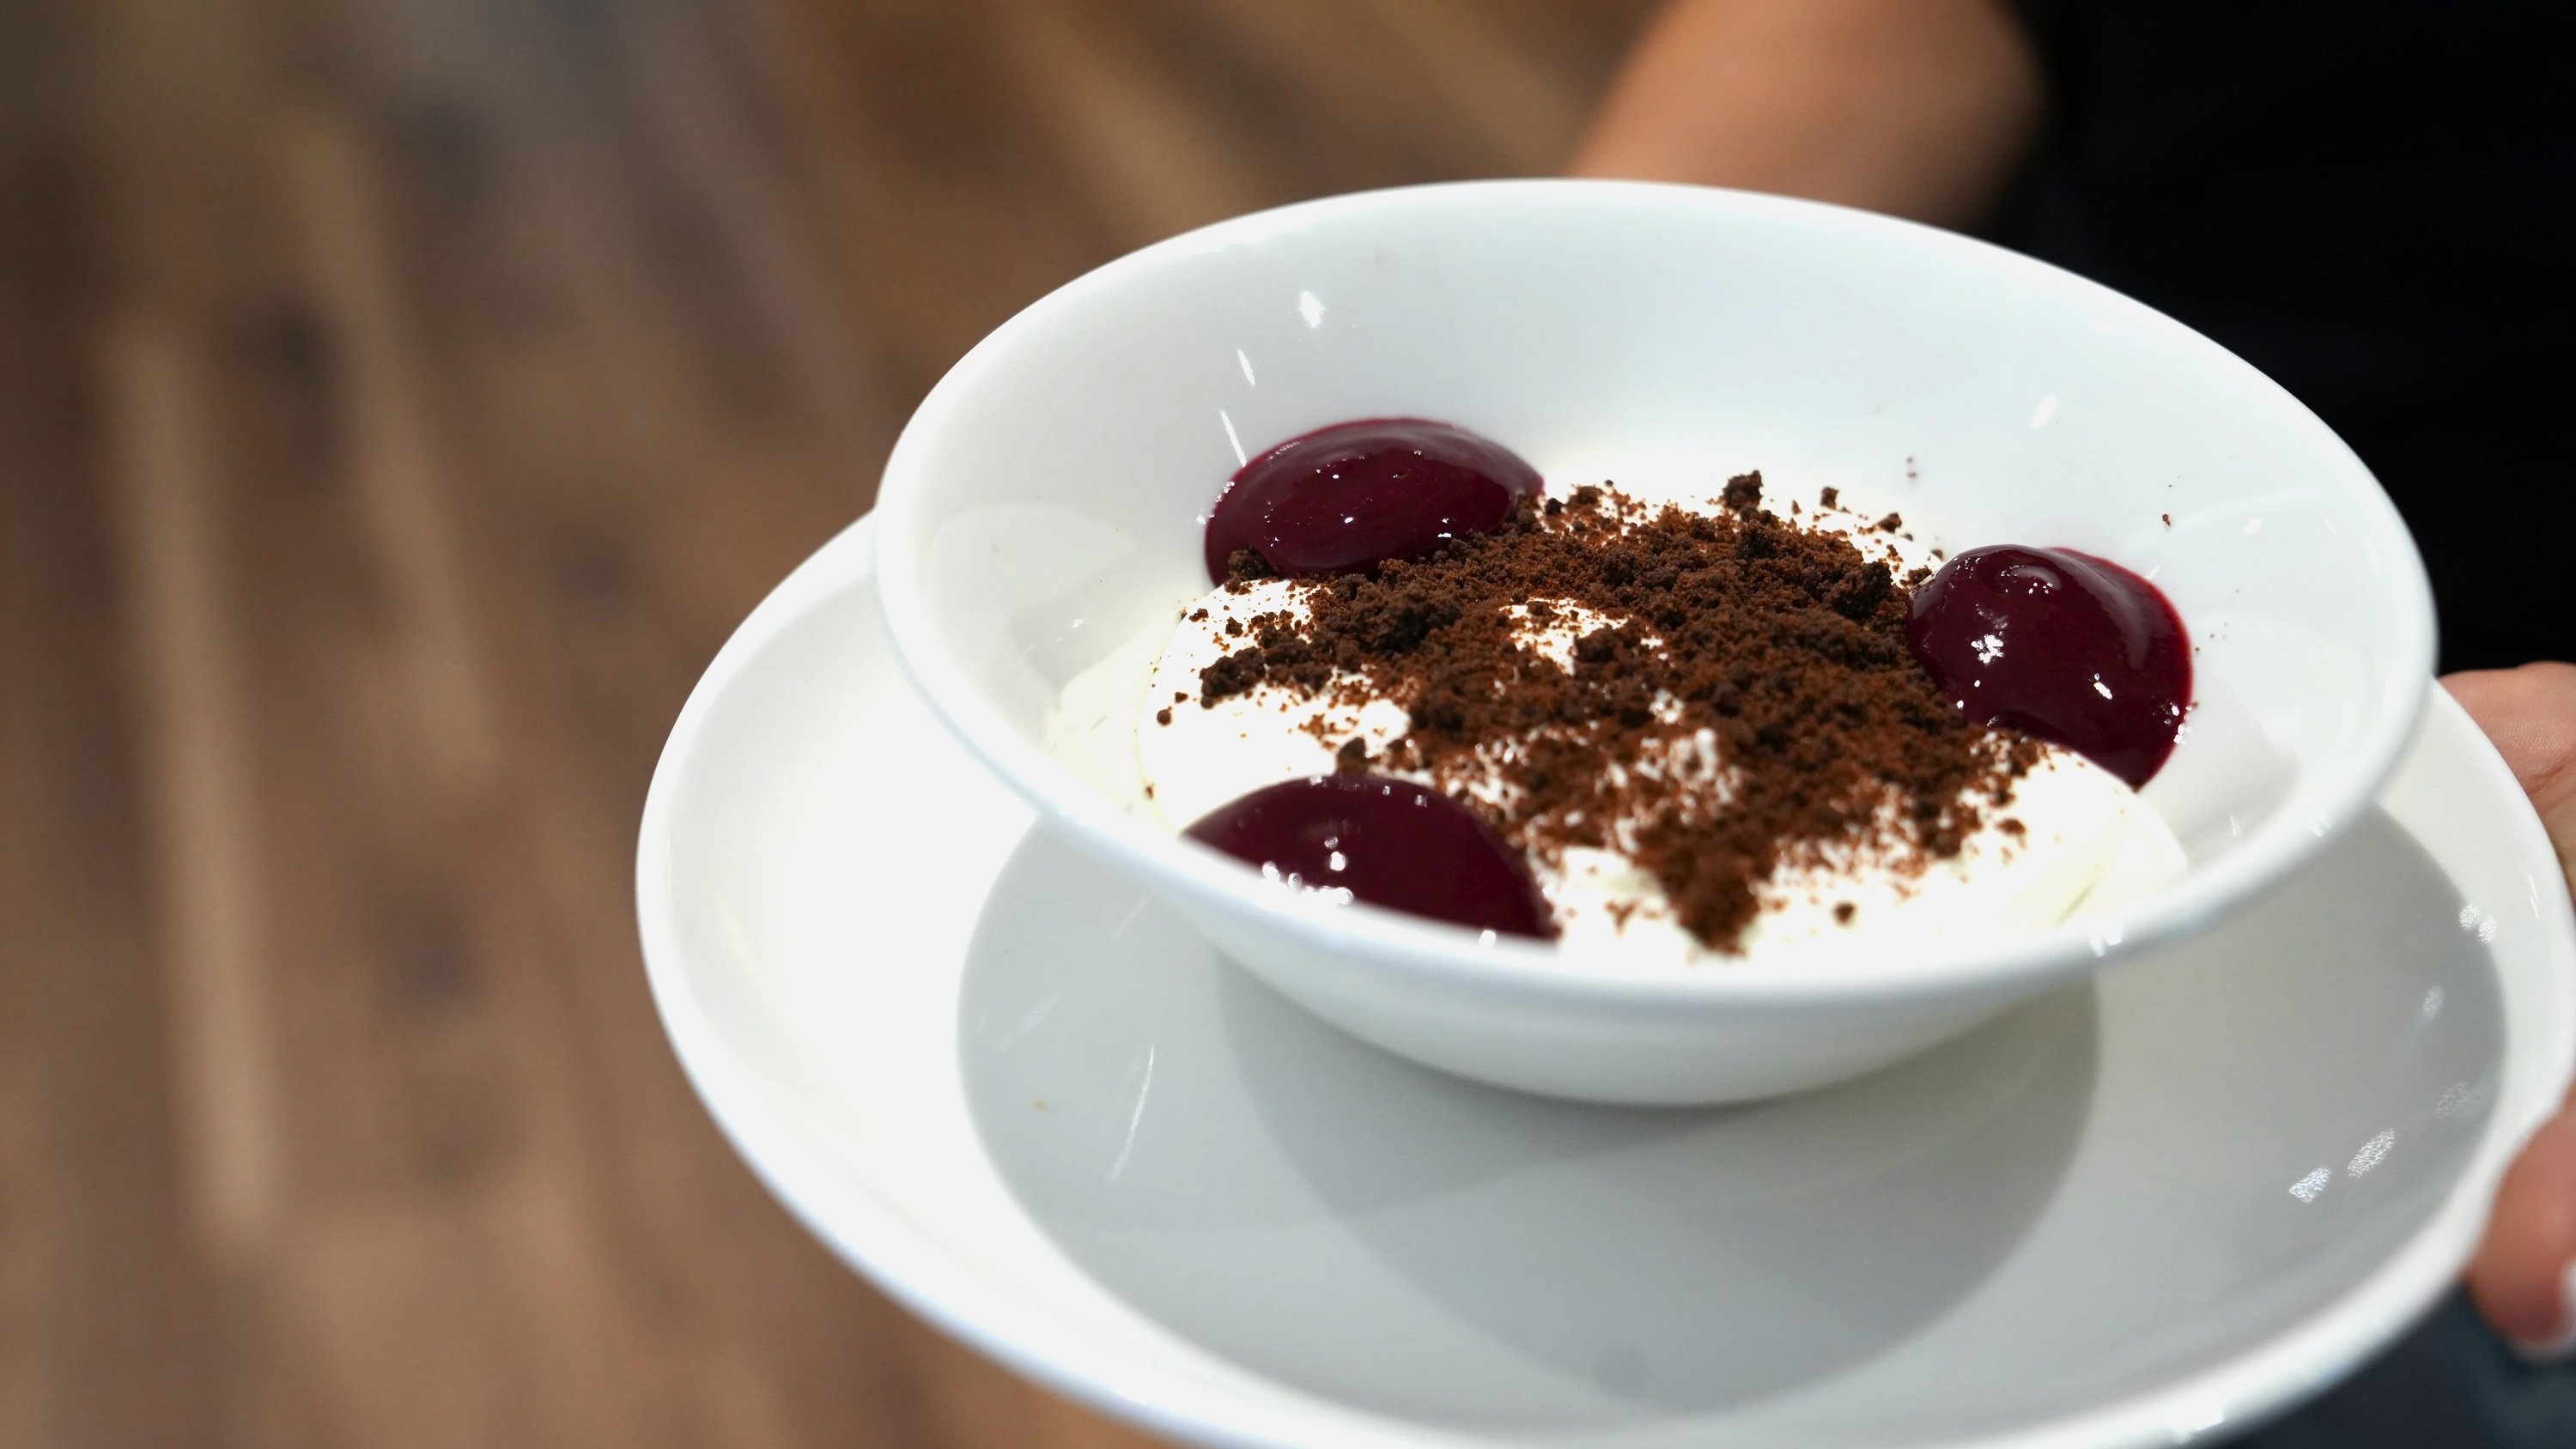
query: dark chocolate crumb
[
  {"left": 1819, "top": 486, "right": 1839, "bottom": 509},
  {"left": 1875, "top": 512, "right": 1904, "bottom": 532},
  {"left": 1155, "top": 706, "right": 1173, "bottom": 725},
  {"left": 1334, "top": 737, "right": 1370, "bottom": 772},
  {"left": 2160, "top": 513, "right": 2172, "bottom": 527},
  {"left": 1833, "top": 902, "right": 1856, "bottom": 925},
  {"left": 1224, "top": 547, "right": 1277, "bottom": 585},
  {"left": 1720, "top": 470, "right": 1764, "bottom": 513},
  {"left": 1191, "top": 484, "right": 2042, "bottom": 949}
]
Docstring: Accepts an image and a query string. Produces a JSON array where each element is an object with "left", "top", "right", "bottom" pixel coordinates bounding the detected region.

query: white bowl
[{"left": 872, "top": 179, "right": 2435, "bottom": 1105}]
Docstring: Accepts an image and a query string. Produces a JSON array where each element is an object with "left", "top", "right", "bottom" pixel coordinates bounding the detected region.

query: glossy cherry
[
  {"left": 1182, "top": 773, "right": 1555, "bottom": 939},
  {"left": 1906, "top": 545, "right": 2190, "bottom": 787},
  {"left": 1203, "top": 418, "right": 1542, "bottom": 582}
]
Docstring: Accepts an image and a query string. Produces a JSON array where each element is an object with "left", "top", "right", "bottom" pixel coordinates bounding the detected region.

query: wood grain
[{"left": 0, "top": 1, "right": 1656, "bottom": 1445}]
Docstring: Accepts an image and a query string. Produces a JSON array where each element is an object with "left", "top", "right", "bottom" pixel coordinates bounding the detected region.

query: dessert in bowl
[
  {"left": 872, "top": 179, "right": 2434, "bottom": 1104},
  {"left": 1145, "top": 427, "right": 2187, "bottom": 966}
]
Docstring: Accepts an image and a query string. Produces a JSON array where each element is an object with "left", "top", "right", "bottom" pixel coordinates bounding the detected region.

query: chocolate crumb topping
[{"left": 1195, "top": 484, "right": 2042, "bottom": 949}]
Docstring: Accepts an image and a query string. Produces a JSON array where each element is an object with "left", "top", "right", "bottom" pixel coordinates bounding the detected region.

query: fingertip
[
  {"left": 2469, "top": 1109, "right": 2576, "bottom": 1358},
  {"left": 2502, "top": 1264, "right": 2576, "bottom": 1365}
]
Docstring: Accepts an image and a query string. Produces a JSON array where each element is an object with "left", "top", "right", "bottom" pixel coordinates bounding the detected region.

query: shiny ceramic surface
[
  {"left": 869, "top": 179, "right": 2438, "bottom": 1102},
  {"left": 637, "top": 516, "right": 2574, "bottom": 1449}
]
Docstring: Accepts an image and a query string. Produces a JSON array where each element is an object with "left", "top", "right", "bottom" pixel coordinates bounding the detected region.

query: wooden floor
[{"left": 0, "top": 1, "right": 1656, "bottom": 1444}]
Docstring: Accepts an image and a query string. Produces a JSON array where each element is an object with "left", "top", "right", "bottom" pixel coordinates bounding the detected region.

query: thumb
[
  {"left": 2447, "top": 663, "right": 2576, "bottom": 1356},
  {"left": 2443, "top": 663, "right": 2576, "bottom": 881},
  {"left": 2468, "top": 1111, "right": 2576, "bottom": 1356}
]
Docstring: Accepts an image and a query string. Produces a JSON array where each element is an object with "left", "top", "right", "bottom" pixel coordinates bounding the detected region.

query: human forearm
[{"left": 1569, "top": 0, "right": 2044, "bottom": 230}]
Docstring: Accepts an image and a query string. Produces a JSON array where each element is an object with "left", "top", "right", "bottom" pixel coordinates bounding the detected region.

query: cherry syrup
[
  {"left": 1203, "top": 418, "right": 1542, "bottom": 583},
  {"left": 1182, "top": 773, "right": 1556, "bottom": 940},
  {"left": 1906, "top": 545, "right": 2190, "bottom": 787}
]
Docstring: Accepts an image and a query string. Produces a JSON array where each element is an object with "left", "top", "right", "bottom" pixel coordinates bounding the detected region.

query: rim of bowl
[{"left": 873, "top": 178, "right": 2437, "bottom": 1007}]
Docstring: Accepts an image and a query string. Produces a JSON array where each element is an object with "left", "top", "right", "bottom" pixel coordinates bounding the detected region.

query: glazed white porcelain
[
  {"left": 637, "top": 516, "right": 2574, "bottom": 1449},
  {"left": 871, "top": 179, "right": 2438, "bottom": 1104}
]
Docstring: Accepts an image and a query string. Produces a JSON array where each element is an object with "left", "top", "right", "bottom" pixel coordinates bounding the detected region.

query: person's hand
[{"left": 2450, "top": 663, "right": 2576, "bottom": 1356}]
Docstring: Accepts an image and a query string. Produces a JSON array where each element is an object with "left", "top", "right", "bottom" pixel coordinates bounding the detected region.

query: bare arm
[{"left": 1569, "top": 0, "right": 2045, "bottom": 230}]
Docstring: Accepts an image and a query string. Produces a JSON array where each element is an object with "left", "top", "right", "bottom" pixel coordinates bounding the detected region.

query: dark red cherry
[
  {"left": 1203, "top": 418, "right": 1541, "bottom": 583},
  {"left": 1183, "top": 773, "right": 1556, "bottom": 939},
  {"left": 1906, "top": 545, "right": 2190, "bottom": 787}
]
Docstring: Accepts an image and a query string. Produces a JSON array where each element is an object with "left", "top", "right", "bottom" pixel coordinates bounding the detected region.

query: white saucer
[{"left": 639, "top": 517, "right": 2576, "bottom": 1449}]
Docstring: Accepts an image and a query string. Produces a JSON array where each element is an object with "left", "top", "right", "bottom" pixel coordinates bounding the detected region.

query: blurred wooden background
[{"left": 0, "top": 0, "right": 1656, "bottom": 1444}]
